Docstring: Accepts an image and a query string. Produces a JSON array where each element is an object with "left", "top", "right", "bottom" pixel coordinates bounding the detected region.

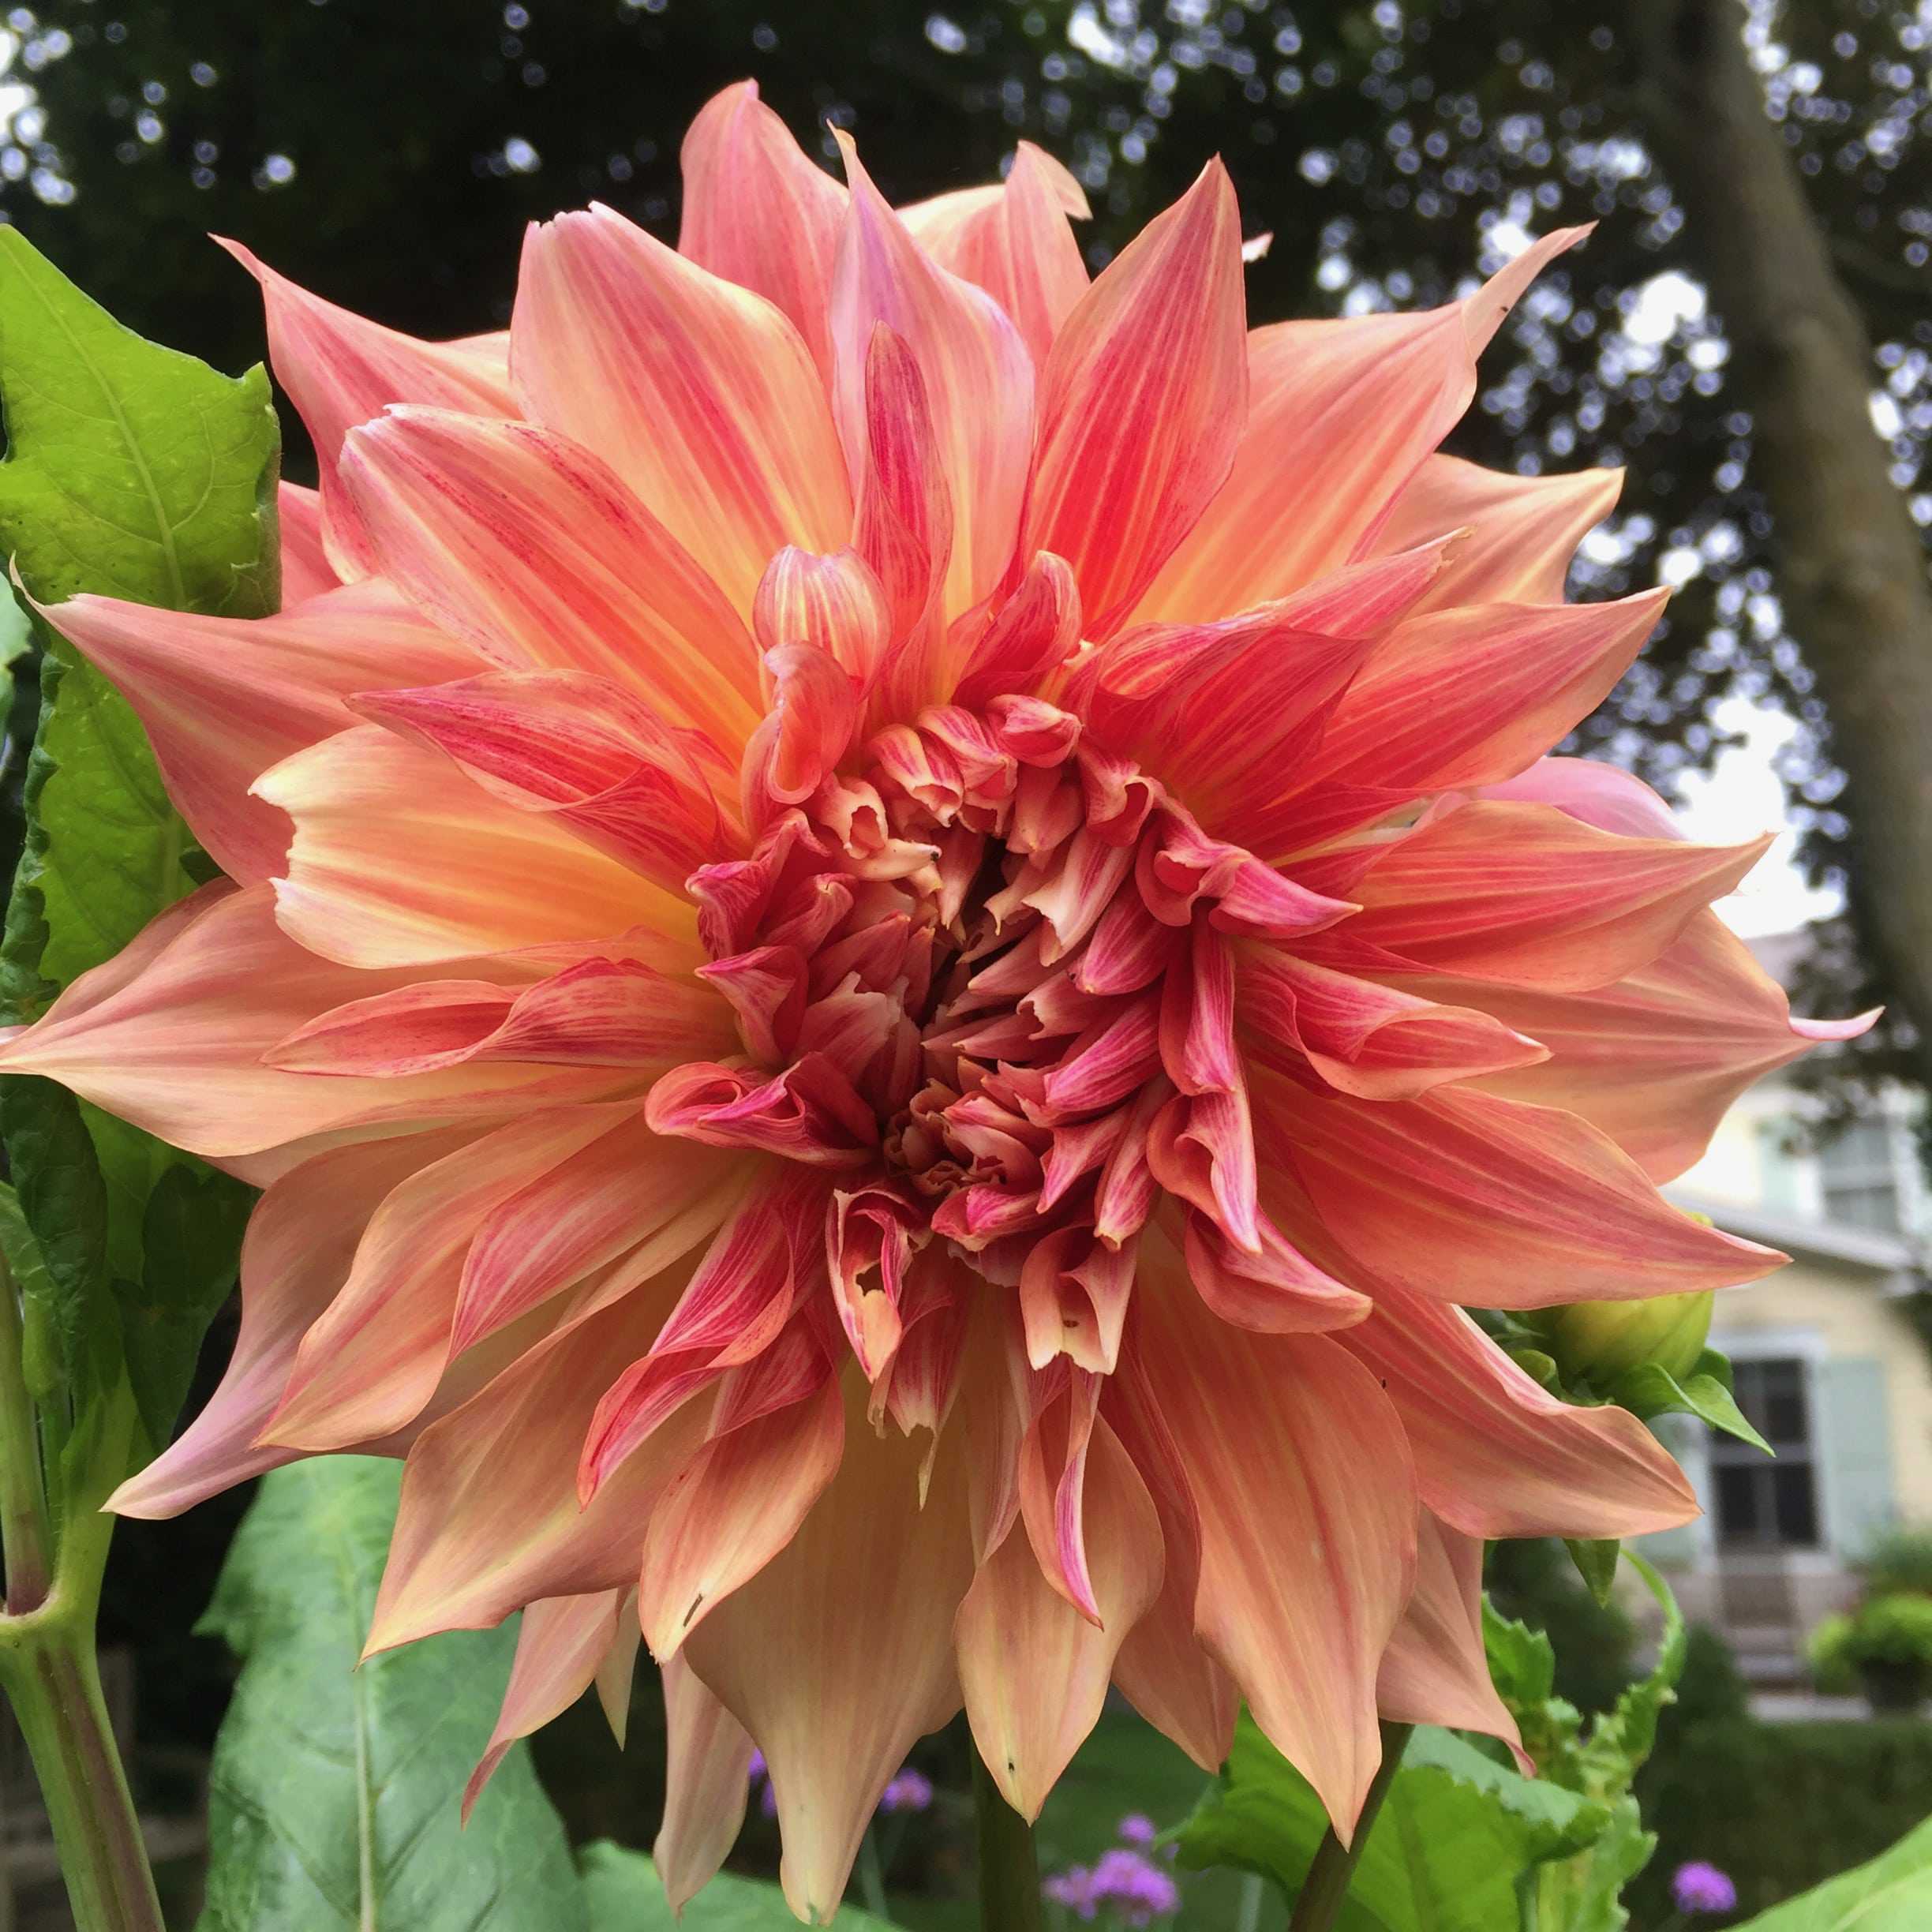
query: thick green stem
[
  {"left": 1286, "top": 1722, "right": 1413, "bottom": 1932},
  {"left": 0, "top": 1611, "right": 165, "bottom": 1932},
  {"left": 0, "top": 1262, "right": 50, "bottom": 1612},
  {"left": 973, "top": 1748, "right": 1044, "bottom": 1932}
]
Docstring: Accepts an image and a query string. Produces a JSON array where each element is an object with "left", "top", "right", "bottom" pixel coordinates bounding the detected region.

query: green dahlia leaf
[
  {"left": 197, "top": 1457, "right": 586, "bottom": 1932},
  {"left": 0, "top": 227, "right": 277, "bottom": 1480},
  {"left": 1173, "top": 1714, "right": 1612, "bottom": 1930},
  {"left": 580, "top": 1843, "right": 904, "bottom": 1930}
]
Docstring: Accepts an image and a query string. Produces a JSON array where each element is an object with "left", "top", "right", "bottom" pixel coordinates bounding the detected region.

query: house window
[
  {"left": 1711, "top": 1357, "right": 1821, "bottom": 1550},
  {"left": 1818, "top": 1117, "right": 1900, "bottom": 1232}
]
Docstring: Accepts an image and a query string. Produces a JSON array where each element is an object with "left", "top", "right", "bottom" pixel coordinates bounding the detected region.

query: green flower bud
[{"left": 1540, "top": 1290, "right": 1714, "bottom": 1387}]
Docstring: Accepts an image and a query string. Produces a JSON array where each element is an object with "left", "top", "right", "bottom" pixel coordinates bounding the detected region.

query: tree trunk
[{"left": 1634, "top": 0, "right": 1932, "bottom": 1078}]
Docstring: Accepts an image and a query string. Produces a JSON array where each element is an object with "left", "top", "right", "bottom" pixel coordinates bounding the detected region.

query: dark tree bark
[{"left": 1634, "top": 0, "right": 1932, "bottom": 1077}]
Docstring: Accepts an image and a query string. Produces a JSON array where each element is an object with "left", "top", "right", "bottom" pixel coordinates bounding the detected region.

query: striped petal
[
  {"left": 1131, "top": 1252, "right": 1417, "bottom": 1837},
  {"left": 277, "top": 481, "right": 338, "bottom": 602},
  {"left": 220, "top": 240, "right": 515, "bottom": 578},
  {"left": 513, "top": 204, "right": 851, "bottom": 618},
  {"left": 338, "top": 408, "right": 760, "bottom": 761},
  {"left": 46, "top": 580, "right": 478, "bottom": 882},
  {"left": 830, "top": 133, "right": 1034, "bottom": 620},
  {"left": 1133, "top": 228, "right": 1586, "bottom": 623},
  {"left": 1256, "top": 1076, "right": 1783, "bottom": 1309},
  {"left": 678, "top": 80, "right": 845, "bottom": 376},
  {"left": 683, "top": 1372, "right": 974, "bottom": 1923},
  {"left": 656, "top": 1652, "right": 756, "bottom": 1917},
  {"left": 256, "top": 725, "right": 676, "bottom": 968},
  {"left": 1022, "top": 162, "right": 1247, "bottom": 641}
]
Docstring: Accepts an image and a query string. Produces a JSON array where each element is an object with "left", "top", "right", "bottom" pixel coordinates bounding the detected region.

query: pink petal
[
  {"left": 350, "top": 668, "right": 734, "bottom": 894},
  {"left": 44, "top": 581, "right": 478, "bottom": 882},
  {"left": 1341, "top": 800, "right": 1769, "bottom": 992},
  {"left": 0, "top": 885, "right": 631, "bottom": 1177},
  {"left": 1339, "top": 1285, "right": 1698, "bottom": 1539},
  {"left": 219, "top": 240, "right": 514, "bottom": 578},
  {"left": 338, "top": 407, "right": 759, "bottom": 763},
  {"left": 1442, "top": 908, "right": 1878, "bottom": 1182},
  {"left": 1134, "top": 228, "right": 1586, "bottom": 623},
  {"left": 277, "top": 481, "right": 338, "bottom": 603},
  {"left": 512, "top": 204, "right": 851, "bottom": 618},
  {"left": 1256, "top": 1076, "right": 1784, "bottom": 1309},
  {"left": 1368, "top": 455, "right": 1623, "bottom": 611},
  {"left": 677, "top": 80, "right": 846, "bottom": 376},
  {"left": 830, "top": 133, "right": 1034, "bottom": 621},
  {"left": 902, "top": 142, "right": 1089, "bottom": 369},
  {"left": 1022, "top": 161, "right": 1248, "bottom": 641}
]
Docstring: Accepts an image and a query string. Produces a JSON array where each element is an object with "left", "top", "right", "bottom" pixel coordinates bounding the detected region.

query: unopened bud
[{"left": 1540, "top": 1290, "right": 1714, "bottom": 1387}]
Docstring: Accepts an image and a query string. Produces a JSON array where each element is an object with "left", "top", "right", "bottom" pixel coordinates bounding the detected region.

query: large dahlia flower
[{"left": 1, "top": 83, "right": 1863, "bottom": 1919}]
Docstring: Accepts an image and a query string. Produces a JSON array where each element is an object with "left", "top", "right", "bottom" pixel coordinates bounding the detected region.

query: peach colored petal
[
  {"left": 366, "top": 1276, "right": 712, "bottom": 1653},
  {"left": 1022, "top": 161, "right": 1248, "bottom": 642},
  {"left": 683, "top": 1372, "right": 973, "bottom": 1923},
  {"left": 1339, "top": 800, "right": 1769, "bottom": 992},
  {"left": 0, "top": 886, "right": 629, "bottom": 1175},
  {"left": 45, "top": 581, "right": 479, "bottom": 882},
  {"left": 902, "top": 142, "right": 1089, "bottom": 369},
  {"left": 1369, "top": 455, "right": 1623, "bottom": 611},
  {"left": 338, "top": 407, "right": 760, "bottom": 762},
  {"left": 1131, "top": 1251, "right": 1417, "bottom": 1837},
  {"left": 678, "top": 80, "right": 845, "bottom": 376},
  {"left": 1377, "top": 1512, "right": 1527, "bottom": 1764},
  {"left": 107, "top": 1128, "right": 477, "bottom": 1518},
  {"left": 512, "top": 204, "right": 851, "bottom": 618},
  {"left": 1447, "top": 908, "right": 1878, "bottom": 1182},
  {"left": 638, "top": 1368, "right": 844, "bottom": 1658},
  {"left": 1339, "top": 1285, "right": 1699, "bottom": 1539},
  {"left": 656, "top": 1651, "right": 755, "bottom": 1918},
  {"left": 464, "top": 1589, "right": 627, "bottom": 1817},
  {"left": 957, "top": 1413, "right": 1161, "bottom": 1821},
  {"left": 256, "top": 725, "right": 682, "bottom": 968}
]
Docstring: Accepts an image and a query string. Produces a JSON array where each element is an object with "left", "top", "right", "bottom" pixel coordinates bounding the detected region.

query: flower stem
[
  {"left": 0, "top": 1601, "right": 165, "bottom": 1932},
  {"left": 0, "top": 1260, "right": 51, "bottom": 1613},
  {"left": 0, "top": 1249, "right": 162, "bottom": 1932},
  {"left": 1286, "top": 1722, "right": 1413, "bottom": 1932},
  {"left": 972, "top": 1747, "right": 1043, "bottom": 1932}
]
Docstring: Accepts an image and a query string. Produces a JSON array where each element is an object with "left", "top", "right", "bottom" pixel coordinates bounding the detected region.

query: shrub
[
  {"left": 1632, "top": 1626, "right": 1932, "bottom": 1924},
  {"left": 1807, "top": 1593, "right": 1932, "bottom": 1710},
  {"left": 1855, "top": 1526, "right": 1932, "bottom": 1598}
]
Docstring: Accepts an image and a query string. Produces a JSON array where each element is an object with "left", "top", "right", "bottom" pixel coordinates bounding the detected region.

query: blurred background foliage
[{"left": 0, "top": 2, "right": 1927, "bottom": 1922}]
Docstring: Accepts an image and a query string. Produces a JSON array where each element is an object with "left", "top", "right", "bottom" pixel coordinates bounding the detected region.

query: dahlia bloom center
[{"left": 649, "top": 684, "right": 1334, "bottom": 1383}]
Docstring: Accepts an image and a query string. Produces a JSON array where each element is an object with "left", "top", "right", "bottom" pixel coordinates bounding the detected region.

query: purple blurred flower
[
  {"left": 747, "top": 1747, "right": 767, "bottom": 1780},
  {"left": 1089, "top": 1848, "right": 1181, "bottom": 1926},
  {"left": 1044, "top": 1866, "right": 1099, "bottom": 1919},
  {"left": 880, "top": 1767, "right": 934, "bottom": 1814},
  {"left": 1672, "top": 1862, "right": 1738, "bottom": 1915},
  {"left": 1117, "top": 1814, "right": 1157, "bottom": 1848}
]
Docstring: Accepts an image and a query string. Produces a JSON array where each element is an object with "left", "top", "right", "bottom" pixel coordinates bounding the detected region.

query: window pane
[
  {"left": 1822, "top": 1181, "right": 1901, "bottom": 1233},
  {"left": 1773, "top": 1464, "right": 1820, "bottom": 1546},
  {"left": 1715, "top": 1464, "right": 1763, "bottom": 1541},
  {"left": 1819, "top": 1118, "right": 1893, "bottom": 1176}
]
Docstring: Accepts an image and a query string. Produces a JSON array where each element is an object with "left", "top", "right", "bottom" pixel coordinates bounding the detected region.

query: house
[{"left": 1639, "top": 935, "right": 1932, "bottom": 1679}]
